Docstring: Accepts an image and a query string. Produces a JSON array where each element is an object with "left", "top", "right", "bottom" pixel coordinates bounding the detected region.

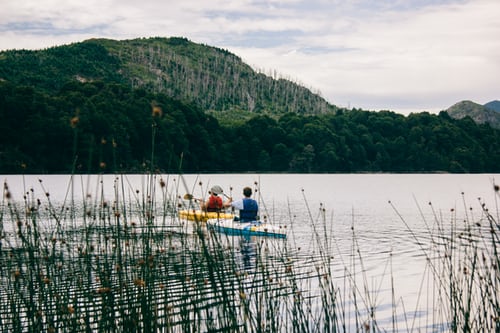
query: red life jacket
[{"left": 206, "top": 195, "right": 222, "bottom": 212}]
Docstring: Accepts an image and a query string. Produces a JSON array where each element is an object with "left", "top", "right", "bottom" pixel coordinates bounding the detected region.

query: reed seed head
[
  {"left": 152, "top": 105, "right": 162, "bottom": 117},
  {"left": 70, "top": 116, "right": 79, "bottom": 128},
  {"left": 97, "top": 287, "right": 111, "bottom": 294},
  {"left": 12, "top": 270, "right": 21, "bottom": 279},
  {"left": 134, "top": 279, "right": 146, "bottom": 287}
]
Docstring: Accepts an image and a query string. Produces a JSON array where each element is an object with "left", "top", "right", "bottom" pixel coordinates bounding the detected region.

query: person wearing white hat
[{"left": 200, "top": 185, "right": 224, "bottom": 212}]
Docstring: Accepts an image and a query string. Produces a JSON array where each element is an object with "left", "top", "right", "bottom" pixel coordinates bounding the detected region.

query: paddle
[{"left": 184, "top": 192, "right": 231, "bottom": 202}]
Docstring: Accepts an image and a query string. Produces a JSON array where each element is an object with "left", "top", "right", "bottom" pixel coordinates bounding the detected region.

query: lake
[{"left": 1, "top": 173, "right": 498, "bottom": 332}]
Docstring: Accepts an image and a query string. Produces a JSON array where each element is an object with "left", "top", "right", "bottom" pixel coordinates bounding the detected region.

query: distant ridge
[
  {"left": 484, "top": 100, "right": 500, "bottom": 112},
  {"left": 0, "top": 36, "right": 335, "bottom": 116},
  {"left": 445, "top": 100, "right": 500, "bottom": 129}
]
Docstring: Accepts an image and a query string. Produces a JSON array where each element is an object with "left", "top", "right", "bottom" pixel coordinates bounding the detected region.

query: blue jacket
[{"left": 239, "top": 198, "right": 258, "bottom": 222}]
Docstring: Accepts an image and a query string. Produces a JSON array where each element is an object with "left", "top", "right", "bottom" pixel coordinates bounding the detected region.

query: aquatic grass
[
  {"left": 1, "top": 171, "right": 499, "bottom": 332},
  {"left": 389, "top": 184, "right": 500, "bottom": 332}
]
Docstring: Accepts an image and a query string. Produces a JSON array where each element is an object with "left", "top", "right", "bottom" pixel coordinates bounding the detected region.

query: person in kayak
[
  {"left": 200, "top": 185, "right": 224, "bottom": 212},
  {"left": 224, "top": 186, "right": 259, "bottom": 222}
]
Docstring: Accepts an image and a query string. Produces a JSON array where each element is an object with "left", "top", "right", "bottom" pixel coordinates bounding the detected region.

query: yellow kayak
[{"left": 178, "top": 209, "right": 234, "bottom": 222}]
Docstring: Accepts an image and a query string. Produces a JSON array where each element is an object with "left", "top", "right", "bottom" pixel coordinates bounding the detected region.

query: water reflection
[{"left": 238, "top": 236, "right": 257, "bottom": 271}]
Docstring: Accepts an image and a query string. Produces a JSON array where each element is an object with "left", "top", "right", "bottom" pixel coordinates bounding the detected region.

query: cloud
[
  {"left": 225, "top": 0, "right": 500, "bottom": 112},
  {"left": 1, "top": 0, "right": 499, "bottom": 113}
]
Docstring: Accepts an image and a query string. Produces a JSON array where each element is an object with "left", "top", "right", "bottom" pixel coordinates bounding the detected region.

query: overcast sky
[{"left": 1, "top": 0, "right": 499, "bottom": 114}]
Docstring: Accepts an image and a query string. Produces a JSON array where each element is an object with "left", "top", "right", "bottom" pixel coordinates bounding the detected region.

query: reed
[
  {"left": 0, "top": 171, "right": 498, "bottom": 332},
  {"left": 4, "top": 102, "right": 499, "bottom": 332},
  {"left": 0, "top": 174, "right": 347, "bottom": 332},
  {"left": 436, "top": 191, "right": 500, "bottom": 332},
  {"left": 390, "top": 186, "right": 500, "bottom": 332}
]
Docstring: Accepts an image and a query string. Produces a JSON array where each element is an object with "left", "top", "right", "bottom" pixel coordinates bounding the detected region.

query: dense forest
[{"left": 0, "top": 80, "right": 498, "bottom": 174}]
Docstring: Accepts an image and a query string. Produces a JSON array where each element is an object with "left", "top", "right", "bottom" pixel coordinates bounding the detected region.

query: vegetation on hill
[
  {"left": 0, "top": 80, "right": 498, "bottom": 174},
  {"left": 0, "top": 37, "right": 334, "bottom": 116},
  {"left": 0, "top": 37, "right": 499, "bottom": 173},
  {"left": 446, "top": 100, "right": 500, "bottom": 129}
]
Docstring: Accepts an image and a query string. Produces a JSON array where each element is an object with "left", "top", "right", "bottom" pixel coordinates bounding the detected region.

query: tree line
[{"left": 0, "top": 80, "right": 498, "bottom": 174}]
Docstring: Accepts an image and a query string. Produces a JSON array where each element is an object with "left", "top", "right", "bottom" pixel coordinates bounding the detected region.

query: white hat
[{"left": 210, "top": 185, "right": 223, "bottom": 195}]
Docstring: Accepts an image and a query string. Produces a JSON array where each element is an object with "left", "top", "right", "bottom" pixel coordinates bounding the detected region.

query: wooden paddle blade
[{"left": 183, "top": 194, "right": 194, "bottom": 200}]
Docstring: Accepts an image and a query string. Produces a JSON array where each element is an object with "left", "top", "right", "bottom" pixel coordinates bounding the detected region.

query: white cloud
[{"left": 226, "top": 0, "right": 500, "bottom": 112}]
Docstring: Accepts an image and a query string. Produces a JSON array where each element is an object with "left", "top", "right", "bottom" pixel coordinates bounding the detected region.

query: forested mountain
[
  {"left": 446, "top": 100, "right": 500, "bottom": 129},
  {"left": 0, "top": 37, "right": 499, "bottom": 174},
  {"left": 0, "top": 37, "right": 334, "bottom": 116}
]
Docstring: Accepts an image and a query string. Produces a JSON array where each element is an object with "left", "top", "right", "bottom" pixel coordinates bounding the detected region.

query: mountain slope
[
  {"left": 485, "top": 100, "right": 500, "bottom": 112},
  {"left": 446, "top": 100, "right": 500, "bottom": 129},
  {"left": 0, "top": 37, "right": 335, "bottom": 116}
]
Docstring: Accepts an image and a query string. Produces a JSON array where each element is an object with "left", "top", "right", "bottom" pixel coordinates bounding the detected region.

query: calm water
[{"left": 1, "top": 173, "right": 499, "bottom": 331}]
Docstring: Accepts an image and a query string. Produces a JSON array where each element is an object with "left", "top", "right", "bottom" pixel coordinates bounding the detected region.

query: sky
[{"left": 1, "top": 0, "right": 499, "bottom": 114}]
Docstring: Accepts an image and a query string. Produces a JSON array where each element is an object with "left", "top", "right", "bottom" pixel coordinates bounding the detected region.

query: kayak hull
[
  {"left": 206, "top": 218, "right": 286, "bottom": 239},
  {"left": 178, "top": 210, "right": 234, "bottom": 222}
]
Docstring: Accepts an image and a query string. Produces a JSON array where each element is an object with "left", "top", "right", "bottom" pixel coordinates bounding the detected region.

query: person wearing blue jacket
[{"left": 224, "top": 187, "right": 259, "bottom": 222}]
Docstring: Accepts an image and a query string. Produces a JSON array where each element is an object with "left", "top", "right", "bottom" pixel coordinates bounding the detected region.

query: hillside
[
  {"left": 485, "top": 100, "right": 500, "bottom": 112},
  {"left": 446, "top": 100, "right": 500, "bottom": 129},
  {"left": 0, "top": 37, "right": 499, "bottom": 174},
  {"left": 0, "top": 37, "right": 335, "bottom": 116}
]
